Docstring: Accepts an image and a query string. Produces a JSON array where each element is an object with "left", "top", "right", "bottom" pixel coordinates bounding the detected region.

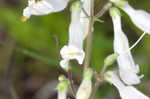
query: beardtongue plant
[{"left": 22, "top": 0, "right": 150, "bottom": 99}]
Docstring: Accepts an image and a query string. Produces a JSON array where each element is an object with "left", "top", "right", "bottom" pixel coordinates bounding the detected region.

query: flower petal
[
  {"left": 60, "top": 59, "right": 69, "bottom": 70},
  {"left": 119, "top": 1, "right": 150, "bottom": 34},
  {"left": 23, "top": 0, "right": 69, "bottom": 19},
  {"left": 105, "top": 71, "right": 150, "bottom": 99},
  {"left": 80, "top": 0, "right": 91, "bottom": 38},
  {"left": 58, "top": 90, "right": 67, "bottom": 99},
  {"left": 120, "top": 86, "right": 150, "bottom": 99},
  {"left": 60, "top": 45, "right": 85, "bottom": 65},
  {"left": 110, "top": 7, "right": 142, "bottom": 85},
  {"left": 23, "top": 1, "right": 53, "bottom": 18}
]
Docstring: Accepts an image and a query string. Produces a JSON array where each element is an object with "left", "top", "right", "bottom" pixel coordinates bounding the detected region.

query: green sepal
[
  {"left": 104, "top": 53, "right": 119, "bottom": 66},
  {"left": 104, "top": 71, "right": 117, "bottom": 84},
  {"left": 70, "top": 1, "right": 82, "bottom": 12},
  {"left": 94, "top": 18, "right": 104, "bottom": 23},
  {"left": 56, "top": 75, "right": 69, "bottom": 92},
  {"left": 83, "top": 68, "right": 93, "bottom": 80},
  {"left": 109, "top": 7, "right": 121, "bottom": 19},
  {"left": 114, "top": 0, "right": 127, "bottom": 8}
]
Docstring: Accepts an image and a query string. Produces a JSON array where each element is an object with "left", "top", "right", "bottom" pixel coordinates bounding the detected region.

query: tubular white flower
[
  {"left": 57, "top": 75, "right": 69, "bottom": 99},
  {"left": 60, "top": 1, "right": 85, "bottom": 69},
  {"left": 23, "top": 0, "right": 69, "bottom": 20},
  {"left": 76, "top": 68, "right": 93, "bottom": 99},
  {"left": 58, "top": 90, "right": 67, "bottom": 99},
  {"left": 110, "top": 7, "right": 143, "bottom": 85},
  {"left": 60, "top": 45, "right": 85, "bottom": 69},
  {"left": 80, "top": 0, "right": 91, "bottom": 38},
  {"left": 60, "top": 59, "right": 69, "bottom": 69},
  {"left": 111, "top": 0, "right": 150, "bottom": 34},
  {"left": 76, "top": 78, "right": 92, "bottom": 99},
  {"left": 105, "top": 71, "right": 150, "bottom": 99}
]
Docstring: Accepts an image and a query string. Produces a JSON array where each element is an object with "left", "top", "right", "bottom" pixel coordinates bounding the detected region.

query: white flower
[
  {"left": 105, "top": 71, "right": 150, "bottom": 99},
  {"left": 76, "top": 77, "right": 92, "bottom": 99},
  {"left": 110, "top": 7, "right": 143, "bottom": 85},
  {"left": 80, "top": 0, "right": 91, "bottom": 38},
  {"left": 60, "top": 45, "right": 85, "bottom": 69},
  {"left": 22, "top": 0, "right": 69, "bottom": 21},
  {"left": 57, "top": 75, "right": 69, "bottom": 99},
  {"left": 58, "top": 90, "right": 67, "bottom": 99},
  {"left": 112, "top": 0, "right": 150, "bottom": 34},
  {"left": 76, "top": 68, "right": 93, "bottom": 99},
  {"left": 60, "top": 1, "right": 85, "bottom": 69}
]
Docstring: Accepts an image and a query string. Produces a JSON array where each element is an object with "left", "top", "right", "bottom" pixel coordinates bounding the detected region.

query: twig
[
  {"left": 95, "top": 1, "right": 112, "bottom": 18},
  {"left": 89, "top": 63, "right": 107, "bottom": 99},
  {"left": 53, "top": 35, "right": 61, "bottom": 60},
  {"left": 89, "top": 75, "right": 102, "bottom": 99},
  {"left": 82, "top": 7, "right": 89, "bottom": 17},
  {"left": 83, "top": 0, "right": 95, "bottom": 71},
  {"left": 68, "top": 69, "right": 76, "bottom": 97}
]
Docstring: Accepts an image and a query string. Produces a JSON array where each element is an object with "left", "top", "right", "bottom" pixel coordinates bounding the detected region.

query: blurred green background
[{"left": 0, "top": 0, "right": 150, "bottom": 99}]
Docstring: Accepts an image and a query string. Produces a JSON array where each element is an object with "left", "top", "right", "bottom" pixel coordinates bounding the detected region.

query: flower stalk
[
  {"left": 67, "top": 69, "right": 76, "bottom": 97},
  {"left": 83, "top": 0, "right": 95, "bottom": 71}
]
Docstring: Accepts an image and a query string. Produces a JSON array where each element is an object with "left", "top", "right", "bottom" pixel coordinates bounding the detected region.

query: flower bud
[
  {"left": 104, "top": 53, "right": 119, "bottom": 66},
  {"left": 76, "top": 68, "right": 93, "bottom": 99},
  {"left": 56, "top": 75, "right": 69, "bottom": 99}
]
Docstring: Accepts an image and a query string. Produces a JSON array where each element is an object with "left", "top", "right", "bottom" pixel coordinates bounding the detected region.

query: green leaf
[{"left": 17, "top": 48, "right": 59, "bottom": 66}]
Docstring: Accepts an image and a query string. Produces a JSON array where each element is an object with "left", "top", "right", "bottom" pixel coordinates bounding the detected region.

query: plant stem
[
  {"left": 89, "top": 75, "right": 102, "bottom": 99},
  {"left": 89, "top": 64, "right": 107, "bottom": 99},
  {"left": 83, "top": 0, "right": 95, "bottom": 71},
  {"left": 86, "top": 2, "right": 112, "bottom": 98},
  {"left": 95, "top": 1, "right": 112, "bottom": 18},
  {"left": 53, "top": 35, "right": 61, "bottom": 60},
  {"left": 68, "top": 69, "right": 76, "bottom": 97}
]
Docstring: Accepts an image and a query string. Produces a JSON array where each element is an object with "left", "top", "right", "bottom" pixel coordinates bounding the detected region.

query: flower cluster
[
  {"left": 22, "top": 0, "right": 150, "bottom": 99},
  {"left": 106, "top": 0, "right": 150, "bottom": 98}
]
